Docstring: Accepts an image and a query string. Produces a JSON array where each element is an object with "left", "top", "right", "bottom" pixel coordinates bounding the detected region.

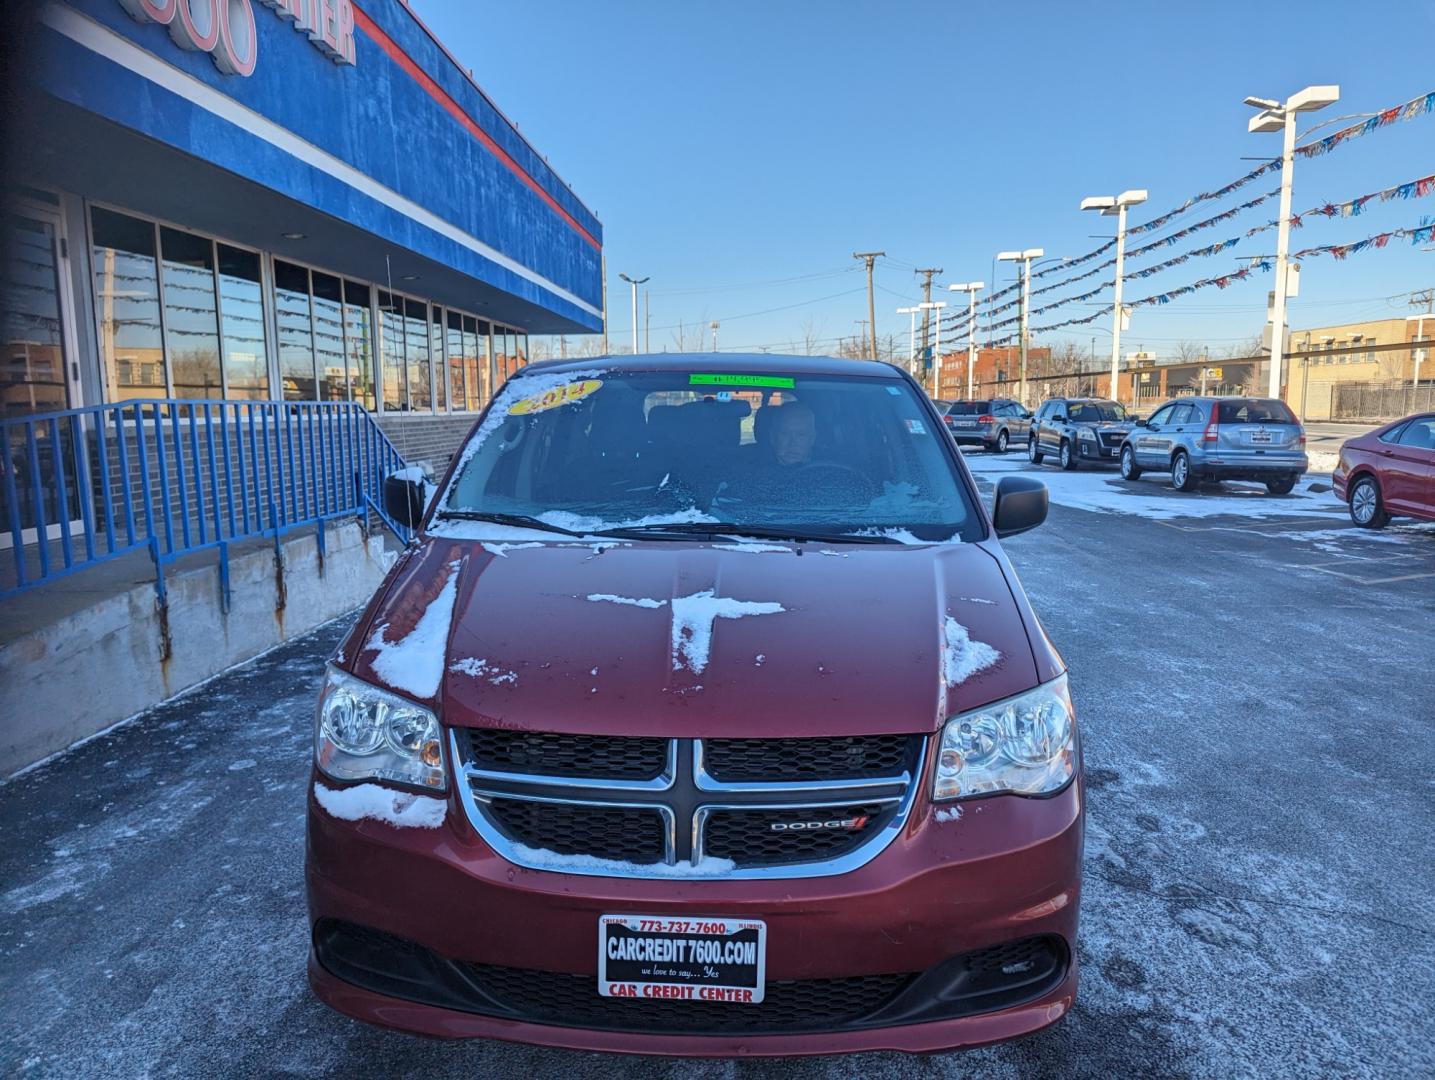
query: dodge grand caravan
[{"left": 306, "top": 354, "right": 1081, "bottom": 1056}]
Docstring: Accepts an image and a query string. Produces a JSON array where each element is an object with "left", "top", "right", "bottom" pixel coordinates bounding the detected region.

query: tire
[
  {"left": 1171, "top": 451, "right": 1199, "bottom": 492},
  {"left": 1028, "top": 437, "right": 1044, "bottom": 465},
  {"left": 1120, "top": 444, "right": 1142, "bottom": 480},
  {"left": 1059, "top": 439, "right": 1078, "bottom": 470},
  {"left": 1349, "top": 475, "right": 1390, "bottom": 529},
  {"left": 1265, "top": 475, "right": 1297, "bottom": 495},
  {"left": 995, "top": 429, "right": 1009, "bottom": 453}
]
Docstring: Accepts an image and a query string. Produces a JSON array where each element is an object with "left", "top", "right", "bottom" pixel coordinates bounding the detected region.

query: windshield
[
  {"left": 439, "top": 368, "right": 979, "bottom": 541},
  {"left": 1067, "top": 400, "right": 1127, "bottom": 423}
]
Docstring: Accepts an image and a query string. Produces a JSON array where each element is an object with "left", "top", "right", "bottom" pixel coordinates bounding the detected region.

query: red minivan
[
  {"left": 1333, "top": 412, "right": 1435, "bottom": 527},
  {"left": 306, "top": 355, "right": 1081, "bottom": 1056}
]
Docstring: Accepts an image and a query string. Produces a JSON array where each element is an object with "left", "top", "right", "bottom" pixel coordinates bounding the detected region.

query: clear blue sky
[{"left": 415, "top": 0, "right": 1434, "bottom": 358}]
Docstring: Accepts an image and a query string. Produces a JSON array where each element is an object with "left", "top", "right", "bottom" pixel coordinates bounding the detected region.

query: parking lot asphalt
[{"left": 3, "top": 455, "right": 1432, "bottom": 1079}]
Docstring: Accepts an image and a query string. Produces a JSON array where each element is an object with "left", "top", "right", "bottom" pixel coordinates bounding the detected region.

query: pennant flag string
[{"left": 1295, "top": 90, "right": 1435, "bottom": 159}]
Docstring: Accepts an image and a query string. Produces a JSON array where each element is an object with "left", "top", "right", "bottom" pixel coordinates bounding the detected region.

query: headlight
[
  {"left": 315, "top": 667, "right": 446, "bottom": 791},
  {"left": 933, "top": 674, "right": 1075, "bottom": 801}
]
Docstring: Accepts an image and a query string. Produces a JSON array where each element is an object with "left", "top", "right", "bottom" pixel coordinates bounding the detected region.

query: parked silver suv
[
  {"left": 1119, "top": 396, "right": 1308, "bottom": 493},
  {"left": 943, "top": 398, "right": 1032, "bottom": 452}
]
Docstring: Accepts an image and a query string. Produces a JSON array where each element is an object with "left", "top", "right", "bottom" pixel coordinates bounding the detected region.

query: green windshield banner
[{"left": 689, "top": 374, "right": 795, "bottom": 388}]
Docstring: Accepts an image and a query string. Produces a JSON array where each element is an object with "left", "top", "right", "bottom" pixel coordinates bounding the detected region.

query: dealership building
[{"left": 6, "top": 0, "right": 604, "bottom": 462}]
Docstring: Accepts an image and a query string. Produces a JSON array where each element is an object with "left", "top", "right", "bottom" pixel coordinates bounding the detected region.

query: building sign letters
[{"left": 118, "top": 0, "right": 356, "bottom": 78}]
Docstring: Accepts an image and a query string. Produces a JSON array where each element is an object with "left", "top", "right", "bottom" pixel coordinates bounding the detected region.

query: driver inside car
[{"left": 768, "top": 401, "right": 818, "bottom": 467}]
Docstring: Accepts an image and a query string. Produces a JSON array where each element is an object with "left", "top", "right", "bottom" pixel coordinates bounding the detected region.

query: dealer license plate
[{"left": 598, "top": 915, "right": 767, "bottom": 1004}]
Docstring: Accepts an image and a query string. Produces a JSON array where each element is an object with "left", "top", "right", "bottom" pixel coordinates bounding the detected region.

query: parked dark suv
[
  {"left": 943, "top": 399, "right": 1032, "bottom": 453},
  {"left": 1028, "top": 398, "right": 1134, "bottom": 470},
  {"left": 307, "top": 354, "right": 1081, "bottom": 1056}
]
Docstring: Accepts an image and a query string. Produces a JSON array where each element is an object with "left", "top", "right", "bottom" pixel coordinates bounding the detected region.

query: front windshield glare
[{"left": 440, "top": 369, "right": 977, "bottom": 541}]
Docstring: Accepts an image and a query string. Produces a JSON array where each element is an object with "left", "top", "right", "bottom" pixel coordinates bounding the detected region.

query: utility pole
[
  {"left": 1245, "top": 86, "right": 1339, "bottom": 399},
  {"left": 915, "top": 267, "right": 942, "bottom": 371},
  {"left": 997, "top": 249, "right": 1043, "bottom": 406},
  {"left": 1409, "top": 289, "right": 1433, "bottom": 390},
  {"left": 853, "top": 252, "right": 885, "bottom": 360},
  {"left": 618, "top": 273, "right": 648, "bottom": 355},
  {"left": 896, "top": 307, "right": 918, "bottom": 376},
  {"left": 644, "top": 290, "right": 651, "bottom": 353}
]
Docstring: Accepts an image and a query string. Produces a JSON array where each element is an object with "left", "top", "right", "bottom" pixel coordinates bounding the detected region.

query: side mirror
[
  {"left": 384, "top": 474, "right": 427, "bottom": 529},
  {"left": 1024, "top": 411, "right": 1034, "bottom": 419},
  {"left": 992, "top": 476, "right": 1048, "bottom": 539},
  {"left": 1133, "top": 418, "right": 1148, "bottom": 428},
  {"left": 1052, "top": 414, "right": 1067, "bottom": 424}
]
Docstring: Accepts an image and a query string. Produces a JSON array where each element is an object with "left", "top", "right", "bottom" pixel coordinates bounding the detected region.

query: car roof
[{"left": 515, "top": 353, "right": 905, "bottom": 379}]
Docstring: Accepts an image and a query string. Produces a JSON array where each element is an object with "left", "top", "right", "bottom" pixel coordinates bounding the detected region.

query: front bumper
[
  {"left": 1077, "top": 438, "right": 1122, "bottom": 462},
  {"left": 305, "top": 773, "right": 1083, "bottom": 1055}
]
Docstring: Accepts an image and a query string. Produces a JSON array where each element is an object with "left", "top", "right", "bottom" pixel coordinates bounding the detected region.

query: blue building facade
[{"left": 5, "top": 0, "right": 604, "bottom": 423}]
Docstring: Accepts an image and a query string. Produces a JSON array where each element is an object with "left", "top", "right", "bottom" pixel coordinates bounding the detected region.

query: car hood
[{"left": 345, "top": 535, "right": 1044, "bottom": 739}]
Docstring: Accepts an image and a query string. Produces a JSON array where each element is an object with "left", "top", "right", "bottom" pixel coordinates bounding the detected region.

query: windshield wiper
[
  {"left": 434, "top": 510, "right": 585, "bottom": 537},
  {"left": 599, "top": 521, "right": 902, "bottom": 545}
]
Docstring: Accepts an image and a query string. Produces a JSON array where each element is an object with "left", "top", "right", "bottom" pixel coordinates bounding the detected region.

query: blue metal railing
[{"left": 0, "top": 398, "right": 411, "bottom": 604}]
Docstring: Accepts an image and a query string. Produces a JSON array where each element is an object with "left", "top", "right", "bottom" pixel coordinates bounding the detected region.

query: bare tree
[{"left": 800, "top": 316, "right": 824, "bottom": 356}]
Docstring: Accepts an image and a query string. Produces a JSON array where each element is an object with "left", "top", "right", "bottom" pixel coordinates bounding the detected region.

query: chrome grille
[{"left": 453, "top": 731, "right": 925, "bottom": 879}]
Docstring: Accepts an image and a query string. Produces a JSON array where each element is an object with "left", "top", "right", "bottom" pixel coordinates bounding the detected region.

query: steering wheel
[{"left": 797, "top": 460, "right": 866, "bottom": 482}]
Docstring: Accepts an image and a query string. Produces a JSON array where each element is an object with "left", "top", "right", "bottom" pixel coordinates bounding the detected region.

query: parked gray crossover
[
  {"left": 1028, "top": 397, "right": 1134, "bottom": 469},
  {"left": 1119, "top": 396, "right": 1308, "bottom": 493}
]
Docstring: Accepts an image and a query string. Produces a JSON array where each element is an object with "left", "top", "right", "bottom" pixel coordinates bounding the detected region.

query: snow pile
[
  {"left": 511, "top": 844, "right": 738, "bottom": 878},
  {"left": 366, "top": 560, "right": 461, "bottom": 698},
  {"left": 483, "top": 541, "right": 544, "bottom": 558},
  {"left": 671, "top": 590, "right": 785, "bottom": 674},
  {"left": 449, "top": 657, "right": 517, "bottom": 686},
  {"left": 853, "top": 527, "right": 931, "bottom": 545},
  {"left": 587, "top": 593, "right": 667, "bottom": 609},
  {"left": 934, "top": 805, "right": 965, "bottom": 823},
  {"left": 1306, "top": 450, "right": 1339, "bottom": 473},
  {"left": 314, "top": 782, "right": 447, "bottom": 829},
  {"left": 712, "top": 542, "right": 794, "bottom": 554},
  {"left": 942, "top": 616, "right": 1001, "bottom": 687}
]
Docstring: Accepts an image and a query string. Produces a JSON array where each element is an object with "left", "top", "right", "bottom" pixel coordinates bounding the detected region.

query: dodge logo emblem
[{"left": 770, "top": 815, "right": 868, "bottom": 832}]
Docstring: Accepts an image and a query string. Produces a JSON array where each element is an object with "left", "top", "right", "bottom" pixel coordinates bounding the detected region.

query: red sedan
[{"left": 1332, "top": 412, "right": 1435, "bottom": 528}]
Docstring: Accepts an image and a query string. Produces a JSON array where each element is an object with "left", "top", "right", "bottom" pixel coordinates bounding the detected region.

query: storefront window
[
  {"left": 446, "top": 311, "right": 465, "bottom": 410},
  {"left": 311, "top": 271, "right": 345, "bottom": 401},
  {"left": 4, "top": 211, "right": 70, "bottom": 416},
  {"left": 431, "top": 307, "right": 446, "bottom": 411},
  {"left": 216, "top": 244, "right": 268, "bottom": 400},
  {"left": 343, "top": 279, "right": 374, "bottom": 409},
  {"left": 92, "top": 208, "right": 165, "bottom": 402},
  {"left": 160, "top": 227, "right": 222, "bottom": 398},
  {"left": 404, "top": 298, "right": 430, "bottom": 410},
  {"left": 471, "top": 318, "right": 489, "bottom": 409},
  {"left": 274, "top": 260, "right": 315, "bottom": 401},
  {"left": 378, "top": 291, "right": 405, "bottom": 410}
]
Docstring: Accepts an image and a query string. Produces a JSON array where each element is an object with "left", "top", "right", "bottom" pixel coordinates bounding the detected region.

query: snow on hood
[
  {"left": 669, "top": 590, "right": 786, "bottom": 675},
  {"left": 313, "top": 781, "right": 447, "bottom": 829},
  {"left": 353, "top": 535, "right": 1043, "bottom": 738},
  {"left": 942, "top": 616, "right": 1001, "bottom": 687},
  {"left": 364, "top": 559, "right": 462, "bottom": 698}
]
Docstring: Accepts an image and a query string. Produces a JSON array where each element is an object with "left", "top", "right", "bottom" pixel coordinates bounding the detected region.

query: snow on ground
[
  {"left": 965, "top": 452, "right": 1344, "bottom": 522},
  {"left": 365, "top": 560, "right": 461, "bottom": 698},
  {"left": 1307, "top": 449, "right": 1340, "bottom": 473},
  {"left": 942, "top": 616, "right": 1001, "bottom": 687},
  {"left": 312, "top": 782, "right": 447, "bottom": 830},
  {"left": 670, "top": 590, "right": 786, "bottom": 674}
]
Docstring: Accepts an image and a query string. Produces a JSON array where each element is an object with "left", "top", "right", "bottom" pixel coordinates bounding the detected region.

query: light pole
[
  {"left": 1245, "top": 85, "right": 1340, "bottom": 399},
  {"left": 948, "top": 283, "right": 985, "bottom": 399},
  {"left": 896, "top": 307, "right": 919, "bottom": 375},
  {"left": 919, "top": 301, "right": 947, "bottom": 397},
  {"left": 710, "top": 320, "right": 720, "bottom": 351},
  {"left": 618, "top": 273, "right": 648, "bottom": 355},
  {"left": 1080, "top": 189, "right": 1148, "bottom": 404},
  {"left": 996, "top": 248, "right": 1043, "bottom": 405}
]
